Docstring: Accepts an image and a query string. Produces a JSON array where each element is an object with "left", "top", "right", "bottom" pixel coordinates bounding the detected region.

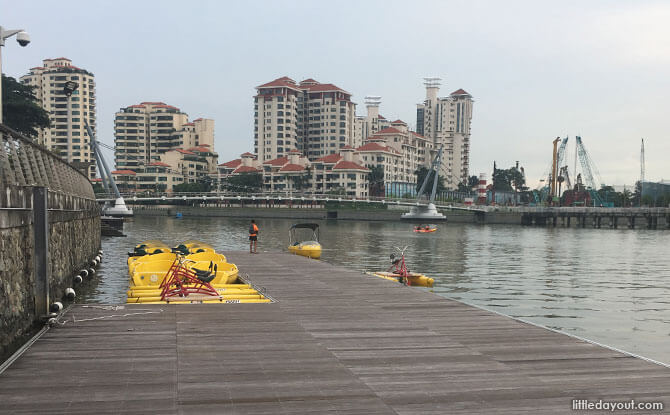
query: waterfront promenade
[{"left": 1, "top": 252, "right": 668, "bottom": 414}]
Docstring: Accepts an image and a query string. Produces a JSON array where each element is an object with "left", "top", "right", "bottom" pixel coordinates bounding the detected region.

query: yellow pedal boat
[
  {"left": 130, "top": 260, "right": 239, "bottom": 287},
  {"left": 288, "top": 223, "right": 321, "bottom": 259}
]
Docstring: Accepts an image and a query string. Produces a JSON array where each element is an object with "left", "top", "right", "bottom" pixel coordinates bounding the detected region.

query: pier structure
[
  {"left": 1, "top": 252, "right": 669, "bottom": 413},
  {"left": 520, "top": 207, "right": 670, "bottom": 229}
]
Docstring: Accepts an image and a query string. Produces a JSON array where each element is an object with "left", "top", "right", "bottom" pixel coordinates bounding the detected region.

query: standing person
[{"left": 248, "top": 219, "right": 259, "bottom": 253}]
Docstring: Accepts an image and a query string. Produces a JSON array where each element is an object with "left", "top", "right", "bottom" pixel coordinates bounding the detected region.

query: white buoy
[
  {"left": 73, "top": 274, "right": 83, "bottom": 284},
  {"left": 79, "top": 269, "right": 88, "bottom": 278},
  {"left": 90, "top": 259, "right": 98, "bottom": 267},
  {"left": 98, "top": 249, "right": 104, "bottom": 256},
  {"left": 50, "top": 302, "right": 63, "bottom": 312},
  {"left": 88, "top": 268, "right": 96, "bottom": 276},
  {"left": 47, "top": 317, "right": 58, "bottom": 327},
  {"left": 95, "top": 255, "right": 101, "bottom": 263},
  {"left": 64, "top": 288, "right": 76, "bottom": 301}
]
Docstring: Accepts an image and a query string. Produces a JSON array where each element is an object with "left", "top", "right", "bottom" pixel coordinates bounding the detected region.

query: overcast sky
[{"left": 3, "top": 0, "right": 668, "bottom": 187}]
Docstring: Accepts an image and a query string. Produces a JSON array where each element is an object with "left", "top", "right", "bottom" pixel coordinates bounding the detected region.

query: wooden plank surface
[{"left": 0, "top": 251, "right": 668, "bottom": 414}]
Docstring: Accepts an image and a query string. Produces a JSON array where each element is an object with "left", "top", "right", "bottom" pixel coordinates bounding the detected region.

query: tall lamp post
[{"left": 0, "top": 25, "right": 30, "bottom": 124}]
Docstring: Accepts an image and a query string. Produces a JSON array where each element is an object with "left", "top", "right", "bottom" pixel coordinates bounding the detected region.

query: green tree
[
  {"left": 467, "top": 175, "right": 480, "bottom": 189},
  {"left": 1, "top": 74, "right": 50, "bottom": 137},
  {"left": 226, "top": 173, "right": 263, "bottom": 193},
  {"left": 173, "top": 181, "right": 211, "bottom": 193},
  {"left": 368, "top": 166, "right": 385, "bottom": 197},
  {"left": 414, "top": 167, "right": 446, "bottom": 193}
]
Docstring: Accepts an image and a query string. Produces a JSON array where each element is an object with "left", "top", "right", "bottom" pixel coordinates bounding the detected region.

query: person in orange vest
[{"left": 248, "top": 219, "right": 259, "bottom": 254}]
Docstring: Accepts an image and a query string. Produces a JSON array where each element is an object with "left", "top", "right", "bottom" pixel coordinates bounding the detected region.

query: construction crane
[{"left": 575, "top": 136, "right": 602, "bottom": 190}]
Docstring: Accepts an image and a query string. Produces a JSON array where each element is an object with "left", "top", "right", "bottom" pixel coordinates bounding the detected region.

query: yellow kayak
[
  {"left": 367, "top": 271, "right": 434, "bottom": 288},
  {"left": 288, "top": 242, "right": 322, "bottom": 259}
]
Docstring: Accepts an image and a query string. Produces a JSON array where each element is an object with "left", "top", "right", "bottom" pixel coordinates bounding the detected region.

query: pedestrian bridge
[{"left": 96, "top": 192, "right": 488, "bottom": 213}]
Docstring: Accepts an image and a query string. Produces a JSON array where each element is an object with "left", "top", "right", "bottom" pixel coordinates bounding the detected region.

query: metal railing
[
  {"left": 95, "top": 191, "right": 487, "bottom": 212},
  {"left": 0, "top": 125, "right": 94, "bottom": 199}
]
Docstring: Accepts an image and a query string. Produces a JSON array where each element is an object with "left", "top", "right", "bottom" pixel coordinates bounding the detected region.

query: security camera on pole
[{"left": 0, "top": 25, "right": 31, "bottom": 124}]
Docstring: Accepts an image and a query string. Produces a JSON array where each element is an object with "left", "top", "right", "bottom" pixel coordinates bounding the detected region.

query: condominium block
[
  {"left": 114, "top": 102, "right": 214, "bottom": 170},
  {"left": 416, "top": 78, "right": 473, "bottom": 188},
  {"left": 254, "top": 77, "right": 356, "bottom": 162},
  {"left": 20, "top": 58, "right": 97, "bottom": 179}
]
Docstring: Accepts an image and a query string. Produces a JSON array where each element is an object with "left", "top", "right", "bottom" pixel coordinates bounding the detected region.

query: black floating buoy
[
  {"left": 79, "top": 269, "right": 88, "bottom": 278},
  {"left": 88, "top": 267, "right": 96, "bottom": 277},
  {"left": 50, "top": 302, "right": 63, "bottom": 312},
  {"left": 64, "top": 288, "right": 76, "bottom": 301},
  {"left": 73, "top": 274, "right": 83, "bottom": 284}
]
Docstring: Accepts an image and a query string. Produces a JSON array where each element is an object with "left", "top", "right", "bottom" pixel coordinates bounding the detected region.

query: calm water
[{"left": 83, "top": 216, "right": 670, "bottom": 365}]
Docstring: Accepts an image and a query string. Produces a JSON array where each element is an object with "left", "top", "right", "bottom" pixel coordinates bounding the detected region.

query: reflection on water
[{"left": 85, "top": 216, "right": 670, "bottom": 364}]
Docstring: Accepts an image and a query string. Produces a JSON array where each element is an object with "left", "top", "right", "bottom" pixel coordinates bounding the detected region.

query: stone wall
[
  {"left": 0, "top": 184, "right": 100, "bottom": 359},
  {"left": 131, "top": 205, "right": 517, "bottom": 223}
]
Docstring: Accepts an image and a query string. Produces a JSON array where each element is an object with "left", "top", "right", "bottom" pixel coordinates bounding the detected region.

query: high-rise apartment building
[
  {"left": 352, "top": 96, "right": 392, "bottom": 147},
  {"left": 114, "top": 102, "right": 214, "bottom": 170},
  {"left": 254, "top": 77, "right": 356, "bottom": 162},
  {"left": 416, "top": 78, "right": 473, "bottom": 188},
  {"left": 20, "top": 58, "right": 97, "bottom": 178}
]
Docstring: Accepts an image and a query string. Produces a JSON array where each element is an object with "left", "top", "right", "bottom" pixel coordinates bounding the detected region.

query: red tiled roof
[
  {"left": 220, "top": 159, "right": 241, "bottom": 168},
  {"left": 451, "top": 88, "right": 471, "bottom": 96},
  {"left": 288, "top": 149, "right": 302, "bottom": 154},
  {"left": 30, "top": 67, "right": 44, "bottom": 70},
  {"left": 300, "top": 78, "right": 319, "bottom": 84},
  {"left": 376, "top": 127, "right": 402, "bottom": 135},
  {"left": 153, "top": 104, "right": 180, "bottom": 110},
  {"left": 302, "top": 83, "right": 349, "bottom": 94},
  {"left": 315, "top": 153, "right": 342, "bottom": 163},
  {"left": 333, "top": 161, "right": 368, "bottom": 171},
  {"left": 91, "top": 178, "right": 102, "bottom": 182},
  {"left": 263, "top": 156, "right": 289, "bottom": 166},
  {"left": 357, "top": 142, "right": 391, "bottom": 152},
  {"left": 44, "top": 57, "right": 72, "bottom": 61},
  {"left": 411, "top": 131, "right": 425, "bottom": 138},
  {"left": 112, "top": 169, "right": 137, "bottom": 175},
  {"left": 176, "top": 149, "right": 196, "bottom": 155},
  {"left": 183, "top": 122, "right": 195, "bottom": 126},
  {"left": 148, "top": 162, "right": 170, "bottom": 167},
  {"left": 141, "top": 101, "right": 167, "bottom": 105},
  {"left": 257, "top": 76, "right": 299, "bottom": 89},
  {"left": 391, "top": 119, "right": 406, "bottom": 125},
  {"left": 341, "top": 145, "right": 354, "bottom": 150},
  {"left": 378, "top": 115, "right": 386, "bottom": 119},
  {"left": 187, "top": 146, "right": 211, "bottom": 153},
  {"left": 279, "top": 163, "right": 305, "bottom": 172},
  {"left": 127, "top": 104, "right": 146, "bottom": 108},
  {"left": 193, "top": 118, "right": 203, "bottom": 122},
  {"left": 234, "top": 166, "right": 261, "bottom": 173},
  {"left": 241, "top": 152, "right": 255, "bottom": 157}
]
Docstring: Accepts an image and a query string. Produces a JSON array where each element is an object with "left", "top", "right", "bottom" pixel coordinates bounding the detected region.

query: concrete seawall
[
  {"left": 132, "top": 205, "right": 524, "bottom": 224},
  {"left": 0, "top": 184, "right": 100, "bottom": 359}
]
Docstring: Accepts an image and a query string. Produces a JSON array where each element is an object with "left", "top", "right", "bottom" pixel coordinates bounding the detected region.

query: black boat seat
[{"left": 193, "top": 268, "right": 216, "bottom": 283}]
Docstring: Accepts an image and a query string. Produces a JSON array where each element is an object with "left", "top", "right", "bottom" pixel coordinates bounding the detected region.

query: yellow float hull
[
  {"left": 368, "top": 271, "right": 434, "bottom": 288},
  {"left": 288, "top": 242, "right": 321, "bottom": 259}
]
